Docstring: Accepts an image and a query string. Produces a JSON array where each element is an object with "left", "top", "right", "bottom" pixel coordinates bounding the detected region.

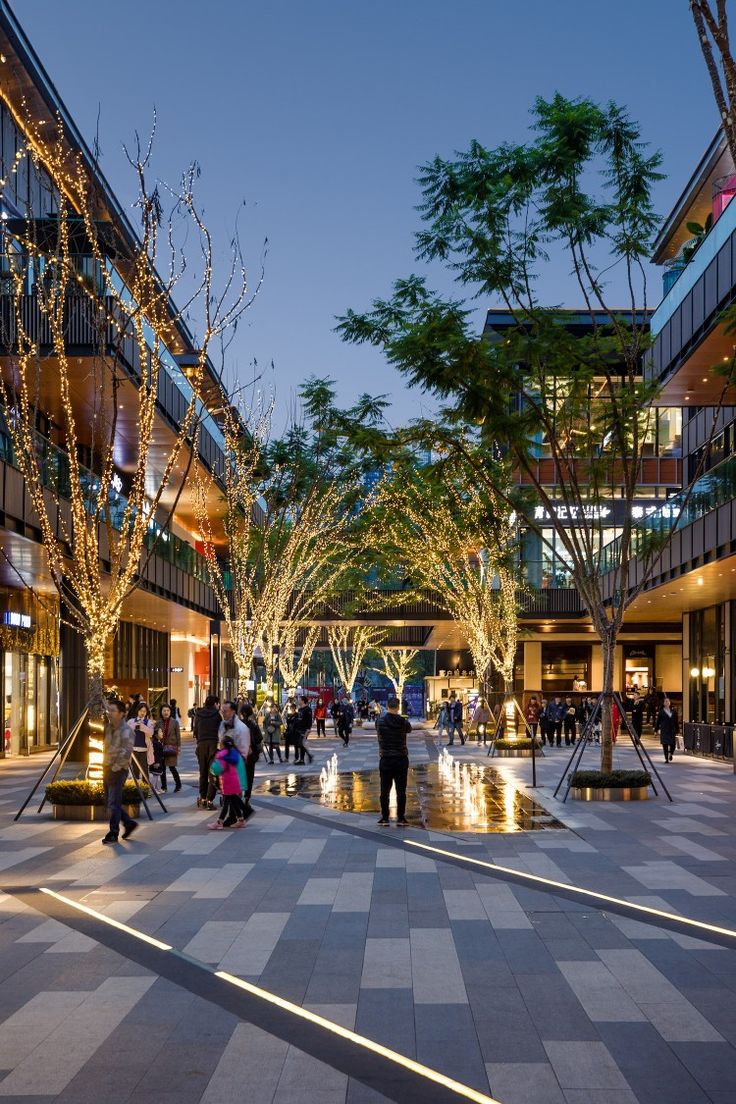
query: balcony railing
[
  {"left": 651, "top": 188, "right": 736, "bottom": 338},
  {"left": 599, "top": 454, "right": 736, "bottom": 576}
]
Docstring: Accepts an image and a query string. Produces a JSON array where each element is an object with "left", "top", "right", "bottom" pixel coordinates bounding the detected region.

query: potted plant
[
  {"left": 45, "top": 779, "right": 149, "bottom": 821},
  {"left": 570, "top": 769, "right": 650, "bottom": 802},
  {"left": 492, "top": 737, "right": 543, "bottom": 758}
]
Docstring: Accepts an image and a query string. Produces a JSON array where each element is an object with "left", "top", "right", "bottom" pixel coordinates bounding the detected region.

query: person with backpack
[
  {"left": 295, "top": 695, "right": 314, "bottom": 764},
  {"left": 208, "top": 734, "right": 247, "bottom": 829}
]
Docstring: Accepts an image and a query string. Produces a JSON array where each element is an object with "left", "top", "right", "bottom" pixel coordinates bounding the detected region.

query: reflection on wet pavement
[{"left": 255, "top": 753, "right": 564, "bottom": 833}]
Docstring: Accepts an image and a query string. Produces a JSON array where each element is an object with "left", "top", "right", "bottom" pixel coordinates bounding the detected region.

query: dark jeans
[
  {"left": 196, "top": 740, "right": 218, "bottom": 800},
  {"left": 316, "top": 718, "right": 326, "bottom": 737},
  {"left": 267, "top": 737, "right": 282, "bottom": 762},
  {"left": 297, "top": 731, "right": 313, "bottom": 763},
  {"left": 284, "top": 730, "right": 298, "bottom": 760},
  {"left": 379, "top": 759, "right": 409, "bottom": 821},
  {"left": 563, "top": 718, "right": 576, "bottom": 746},
  {"left": 243, "top": 752, "right": 257, "bottom": 817},
  {"left": 103, "top": 767, "right": 135, "bottom": 835},
  {"left": 447, "top": 723, "right": 464, "bottom": 745},
  {"left": 551, "top": 721, "right": 562, "bottom": 746},
  {"left": 161, "top": 760, "right": 181, "bottom": 790},
  {"left": 221, "top": 793, "right": 245, "bottom": 825},
  {"left": 337, "top": 721, "right": 350, "bottom": 745}
]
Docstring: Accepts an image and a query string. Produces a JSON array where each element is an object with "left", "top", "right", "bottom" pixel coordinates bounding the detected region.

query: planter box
[
  {"left": 52, "top": 803, "right": 140, "bottom": 821},
  {"left": 571, "top": 786, "right": 648, "bottom": 802},
  {"left": 494, "top": 748, "right": 544, "bottom": 758}
]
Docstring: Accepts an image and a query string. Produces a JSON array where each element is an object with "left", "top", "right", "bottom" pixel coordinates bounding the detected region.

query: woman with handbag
[
  {"left": 131, "top": 702, "right": 154, "bottom": 782},
  {"left": 154, "top": 704, "right": 181, "bottom": 792}
]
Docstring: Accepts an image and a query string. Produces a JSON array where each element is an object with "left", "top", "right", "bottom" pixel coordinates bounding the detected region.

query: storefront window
[
  {"left": 623, "top": 645, "right": 654, "bottom": 692},
  {"left": 690, "top": 605, "right": 725, "bottom": 723},
  {"left": 541, "top": 644, "right": 591, "bottom": 696}
]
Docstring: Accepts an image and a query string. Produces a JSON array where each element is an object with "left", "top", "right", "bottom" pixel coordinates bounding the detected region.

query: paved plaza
[{"left": 0, "top": 728, "right": 735, "bottom": 1104}]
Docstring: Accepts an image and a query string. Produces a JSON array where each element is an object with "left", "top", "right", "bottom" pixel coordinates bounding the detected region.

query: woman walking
[
  {"left": 655, "top": 696, "right": 679, "bottom": 763},
  {"left": 314, "top": 697, "right": 327, "bottom": 738},
  {"left": 155, "top": 704, "right": 181, "bottom": 792},
  {"left": 131, "top": 702, "right": 154, "bottom": 782}
]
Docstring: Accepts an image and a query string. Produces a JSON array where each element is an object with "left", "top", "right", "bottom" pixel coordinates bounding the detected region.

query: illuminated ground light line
[
  {"left": 38, "top": 888, "right": 500, "bottom": 1104},
  {"left": 214, "top": 970, "right": 500, "bottom": 1104},
  {"left": 39, "top": 887, "right": 173, "bottom": 950},
  {"left": 403, "top": 840, "right": 736, "bottom": 944}
]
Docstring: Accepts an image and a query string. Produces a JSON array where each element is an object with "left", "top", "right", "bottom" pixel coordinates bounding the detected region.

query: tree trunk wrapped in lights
[
  {"left": 378, "top": 465, "right": 519, "bottom": 710},
  {"left": 274, "top": 622, "right": 321, "bottom": 695},
  {"left": 193, "top": 400, "right": 360, "bottom": 700},
  {"left": 371, "top": 646, "right": 421, "bottom": 709},
  {"left": 0, "top": 117, "right": 253, "bottom": 737},
  {"left": 328, "top": 625, "right": 386, "bottom": 698}
]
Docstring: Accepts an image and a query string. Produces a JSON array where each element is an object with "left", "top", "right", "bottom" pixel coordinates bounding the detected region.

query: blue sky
[{"left": 23, "top": 0, "right": 719, "bottom": 419}]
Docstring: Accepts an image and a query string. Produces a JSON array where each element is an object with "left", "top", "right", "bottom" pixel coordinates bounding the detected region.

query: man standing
[
  {"left": 447, "top": 693, "right": 465, "bottom": 746},
  {"left": 376, "top": 696, "right": 411, "bottom": 826},
  {"left": 563, "top": 696, "right": 577, "bottom": 746},
  {"left": 295, "top": 695, "right": 314, "bottom": 764},
  {"left": 548, "top": 696, "right": 565, "bottom": 747},
  {"left": 102, "top": 698, "right": 138, "bottom": 845},
  {"left": 193, "top": 694, "right": 221, "bottom": 809}
]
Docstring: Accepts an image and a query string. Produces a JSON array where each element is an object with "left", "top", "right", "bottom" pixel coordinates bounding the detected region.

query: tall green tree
[{"left": 338, "top": 94, "right": 734, "bottom": 773}]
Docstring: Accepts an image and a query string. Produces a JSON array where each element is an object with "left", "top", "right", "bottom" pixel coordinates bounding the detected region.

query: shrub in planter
[
  {"left": 494, "top": 738, "right": 542, "bottom": 750},
  {"left": 45, "top": 779, "right": 150, "bottom": 806},
  {"left": 571, "top": 770, "right": 650, "bottom": 789}
]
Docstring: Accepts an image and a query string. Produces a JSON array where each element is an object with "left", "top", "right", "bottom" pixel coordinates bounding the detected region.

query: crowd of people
[{"left": 434, "top": 687, "right": 680, "bottom": 762}]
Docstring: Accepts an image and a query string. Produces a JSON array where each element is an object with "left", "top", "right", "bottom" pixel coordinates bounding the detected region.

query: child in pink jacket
[{"left": 208, "top": 735, "right": 246, "bottom": 829}]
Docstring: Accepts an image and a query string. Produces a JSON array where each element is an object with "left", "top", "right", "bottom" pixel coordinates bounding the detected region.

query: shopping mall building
[{"left": 0, "top": 2, "right": 235, "bottom": 759}]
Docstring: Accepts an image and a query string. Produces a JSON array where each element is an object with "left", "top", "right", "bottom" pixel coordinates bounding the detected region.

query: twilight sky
[{"left": 22, "top": 0, "right": 720, "bottom": 419}]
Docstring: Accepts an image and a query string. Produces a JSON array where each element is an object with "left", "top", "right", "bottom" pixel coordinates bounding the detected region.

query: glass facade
[{"left": 689, "top": 605, "right": 726, "bottom": 723}]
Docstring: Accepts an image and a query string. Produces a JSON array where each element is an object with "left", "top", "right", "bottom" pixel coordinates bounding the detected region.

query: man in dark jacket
[
  {"left": 193, "top": 694, "right": 220, "bottom": 808},
  {"left": 295, "top": 696, "right": 314, "bottom": 765},
  {"left": 447, "top": 693, "right": 465, "bottom": 746},
  {"left": 376, "top": 697, "right": 411, "bottom": 826},
  {"left": 630, "top": 692, "right": 645, "bottom": 745},
  {"left": 548, "top": 696, "right": 565, "bottom": 747}
]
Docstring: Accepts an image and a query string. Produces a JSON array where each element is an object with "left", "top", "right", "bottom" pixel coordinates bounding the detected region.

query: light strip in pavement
[
  {"left": 403, "top": 840, "right": 736, "bottom": 943},
  {"left": 37, "top": 887, "right": 501, "bottom": 1104}
]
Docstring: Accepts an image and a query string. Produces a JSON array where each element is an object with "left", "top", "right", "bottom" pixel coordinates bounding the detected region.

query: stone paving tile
[{"left": 2, "top": 735, "right": 736, "bottom": 1102}]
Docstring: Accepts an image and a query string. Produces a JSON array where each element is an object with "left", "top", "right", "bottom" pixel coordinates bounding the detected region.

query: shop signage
[
  {"left": 2, "top": 611, "right": 31, "bottom": 629},
  {"left": 170, "top": 666, "right": 184, "bottom": 673},
  {"left": 533, "top": 500, "right": 664, "bottom": 525}
]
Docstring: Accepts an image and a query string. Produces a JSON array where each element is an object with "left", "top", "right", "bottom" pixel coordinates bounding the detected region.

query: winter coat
[
  {"left": 524, "top": 701, "right": 541, "bottom": 724},
  {"left": 656, "top": 707, "right": 679, "bottom": 745},
  {"left": 314, "top": 703, "right": 327, "bottom": 721},
  {"left": 265, "top": 710, "right": 283, "bottom": 739},
  {"left": 547, "top": 701, "right": 566, "bottom": 725},
  {"left": 194, "top": 706, "right": 221, "bottom": 742},
  {"left": 211, "top": 747, "right": 244, "bottom": 795},
  {"left": 103, "top": 720, "right": 135, "bottom": 772},
  {"left": 154, "top": 716, "right": 181, "bottom": 757},
  {"left": 450, "top": 699, "right": 463, "bottom": 724},
  {"left": 296, "top": 704, "right": 313, "bottom": 734},
  {"left": 376, "top": 711, "right": 411, "bottom": 763},
  {"left": 218, "top": 715, "right": 251, "bottom": 759}
]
